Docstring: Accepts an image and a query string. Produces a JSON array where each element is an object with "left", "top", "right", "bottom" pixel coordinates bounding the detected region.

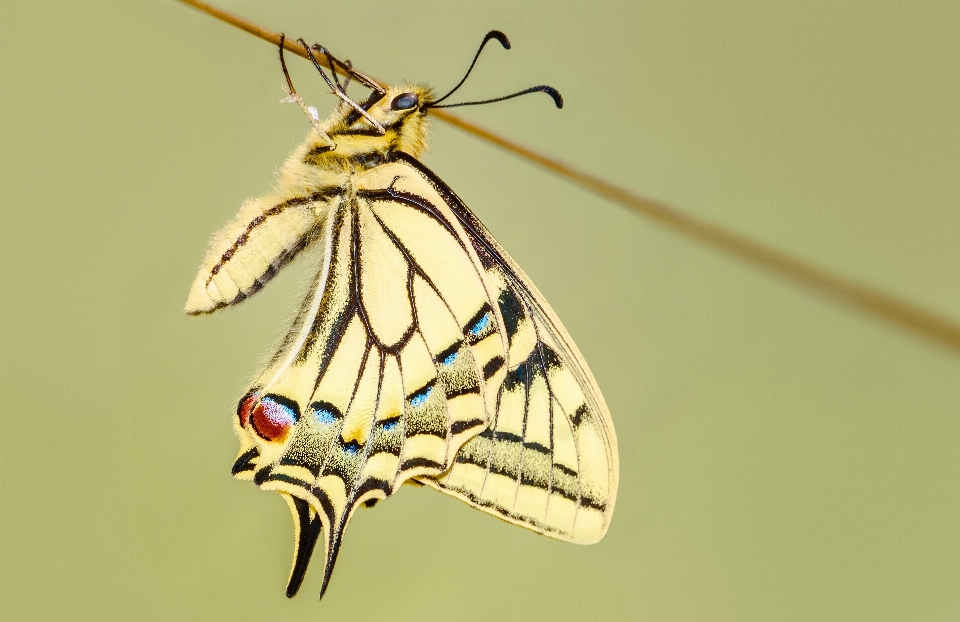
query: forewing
[
  {"left": 391, "top": 154, "right": 620, "bottom": 544},
  {"left": 230, "top": 177, "right": 507, "bottom": 598}
]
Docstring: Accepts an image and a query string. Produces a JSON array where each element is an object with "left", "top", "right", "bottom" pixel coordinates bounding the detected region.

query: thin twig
[
  {"left": 176, "top": 0, "right": 960, "bottom": 355},
  {"left": 179, "top": 0, "right": 365, "bottom": 80}
]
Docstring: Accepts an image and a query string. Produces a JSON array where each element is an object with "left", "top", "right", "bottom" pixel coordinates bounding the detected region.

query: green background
[{"left": 2, "top": 1, "right": 959, "bottom": 620}]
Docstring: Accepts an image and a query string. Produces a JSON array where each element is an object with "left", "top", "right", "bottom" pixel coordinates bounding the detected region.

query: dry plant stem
[
  {"left": 177, "top": 0, "right": 960, "bottom": 355},
  {"left": 179, "top": 0, "right": 368, "bottom": 81}
]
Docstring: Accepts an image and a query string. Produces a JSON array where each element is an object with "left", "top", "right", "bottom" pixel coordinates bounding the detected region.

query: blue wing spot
[
  {"left": 343, "top": 441, "right": 360, "bottom": 455},
  {"left": 410, "top": 386, "right": 433, "bottom": 408},
  {"left": 314, "top": 408, "right": 336, "bottom": 425},
  {"left": 441, "top": 351, "right": 458, "bottom": 366},
  {"left": 382, "top": 421, "right": 398, "bottom": 432},
  {"left": 469, "top": 313, "right": 490, "bottom": 337}
]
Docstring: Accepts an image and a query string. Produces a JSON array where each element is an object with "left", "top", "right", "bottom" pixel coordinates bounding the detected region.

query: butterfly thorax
[{"left": 264, "top": 84, "right": 435, "bottom": 219}]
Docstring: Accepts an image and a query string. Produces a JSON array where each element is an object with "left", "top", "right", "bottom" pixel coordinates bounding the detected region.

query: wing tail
[
  {"left": 282, "top": 494, "right": 323, "bottom": 598},
  {"left": 232, "top": 186, "right": 507, "bottom": 598}
]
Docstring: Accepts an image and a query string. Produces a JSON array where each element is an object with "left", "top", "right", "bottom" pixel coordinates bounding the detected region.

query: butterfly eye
[
  {"left": 250, "top": 395, "right": 299, "bottom": 442},
  {"left": 390, "top": 92, "right": 419, "bottom": 111}
]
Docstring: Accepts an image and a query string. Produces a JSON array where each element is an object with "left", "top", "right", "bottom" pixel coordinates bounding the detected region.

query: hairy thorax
[{"left": 275, "top": 86, "right": 432, "bottom": 214}]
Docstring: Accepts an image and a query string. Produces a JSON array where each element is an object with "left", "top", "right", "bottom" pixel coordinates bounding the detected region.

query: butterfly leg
[
  {"left": 339, "top": 60, "right": 353, "bottom": 93},
  {"left": 298, "top": 39, "right": 386, "bottom": 134},
  {"left": 310, "top": 44, "right": 348, "bottom": 94},
  {"left": 278, "top": 34, "right": 337, "bottom": 148}
]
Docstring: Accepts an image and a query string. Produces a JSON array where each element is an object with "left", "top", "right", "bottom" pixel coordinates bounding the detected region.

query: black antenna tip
[
  {"left": 543, "top": 86, "right": 563, "bottom": 109},
  {"left": 429, "top": 84, "right": 564, "bottom": 110},
  {"left": 485, "top": 30, "right": 511, "bottom": 50}
]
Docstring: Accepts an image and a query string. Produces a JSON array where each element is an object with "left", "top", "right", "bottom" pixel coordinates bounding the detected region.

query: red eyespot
[
  {"left": 237, "top": 393, "right": 257, "bottom": 427},
  {"left": 251, "top": 395, "right": 299, "bottom": 442}
]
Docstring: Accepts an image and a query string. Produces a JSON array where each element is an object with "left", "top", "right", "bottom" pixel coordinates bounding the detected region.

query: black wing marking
[
  {"left": 387, "top": 152, "right": 619, "bottom": 543},
  {"left": 230, "top": 186, "right": 506, "bottom": 598}
]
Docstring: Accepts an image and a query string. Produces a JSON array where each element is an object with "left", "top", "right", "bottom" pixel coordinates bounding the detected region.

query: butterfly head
[
  {"left": 279, "top": 32, "right": 561, "bottom": 161},
  {"left": 327, "top": 83, "right": 434, "bottom": 158}
]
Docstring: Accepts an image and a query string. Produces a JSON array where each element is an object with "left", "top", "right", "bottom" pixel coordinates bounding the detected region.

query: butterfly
[{"left": 185, "top": 31, "right": 619, "bottom": 600}]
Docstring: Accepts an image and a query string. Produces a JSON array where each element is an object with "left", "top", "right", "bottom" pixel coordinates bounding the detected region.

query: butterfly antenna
[
  {"left": 429, "top": 84, "right": 563, "bottom": 109},
  {"left": 299, "top": 39, "right": 387, "bottom": 133},
  {"left": 279, "top": 34, "right": 298, "bottom": 96},
  {"left": 431, "top": 30, "right": 511, "bottom": 106}
]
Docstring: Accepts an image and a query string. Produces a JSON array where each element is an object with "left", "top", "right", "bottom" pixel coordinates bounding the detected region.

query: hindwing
[
  {"left": 214, "top": 153, "right": 616, "bottom": 597},
  {"left": 229, "top": 160, "right": 509, "bottom": 597}
]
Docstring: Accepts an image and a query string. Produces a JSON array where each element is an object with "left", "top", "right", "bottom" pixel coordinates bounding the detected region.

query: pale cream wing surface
[
  {"left": 187, "top": 50, "right": 615, "bottom": 603},
  {"left": 387, "top": 154, "right": 619, "bottom": 544},
  {"left": 229, "top": 159, "right": 511, "bottom": 596}
]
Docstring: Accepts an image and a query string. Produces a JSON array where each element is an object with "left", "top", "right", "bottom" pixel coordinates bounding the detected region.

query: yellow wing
[
  {"left": 390, "top": 154, "right": 619, "bottom": 544},
  {"left": 225, "top": 158, "right": 509, "bottom": 598},
  {"left": 190, "top": 152, "right": 617, "bottom": 598}
]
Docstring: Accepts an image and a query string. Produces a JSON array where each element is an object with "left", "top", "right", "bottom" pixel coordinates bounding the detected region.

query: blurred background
[{"left": 2, "top": 1, "right": 959, "bottom": 620}]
